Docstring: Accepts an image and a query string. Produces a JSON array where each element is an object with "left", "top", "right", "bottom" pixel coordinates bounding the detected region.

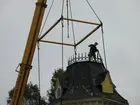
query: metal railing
[{"left": 68, "top": 52, "right": 103, "bottom": 66}]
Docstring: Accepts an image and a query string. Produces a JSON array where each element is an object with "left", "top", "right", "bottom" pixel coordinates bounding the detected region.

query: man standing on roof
[{"left": 88, "top": 42, "right": 99, "bottom": 61}]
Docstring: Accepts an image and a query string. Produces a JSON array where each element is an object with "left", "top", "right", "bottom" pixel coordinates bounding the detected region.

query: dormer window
[{"left": 55, "top": 79, "right": 62, "bottom": 99}]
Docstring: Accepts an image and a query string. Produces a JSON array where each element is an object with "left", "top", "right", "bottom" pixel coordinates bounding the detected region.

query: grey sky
[{"left": 0, "top": 0, "right": 140, "bottom": 105}]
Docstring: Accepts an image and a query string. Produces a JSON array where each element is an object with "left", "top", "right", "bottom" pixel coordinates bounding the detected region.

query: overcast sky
[{"left": 0, "top": 0, "right": 140, "bottom": 105}]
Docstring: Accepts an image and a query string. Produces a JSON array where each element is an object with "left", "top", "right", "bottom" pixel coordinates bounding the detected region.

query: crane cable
[
  {"left": 37, "top": 41, "right": 41, "bottom": 105},
  {"left": 101, "top": 26, "right": 107, "bottom": 68},
  {"left": 37, "top": 1, "right": 55, "bottom": 104},
  {"left": 68, "top": 0, "right": 77, "bottom": 58},
  {"left": 66, "top": 0, "right": 69, "bottom": 38},
  {"left": 86, "top": 0, "right": 101, "bottom": 23},
  {"left": 86, "top": 0, "right": 107, "bottom": 68},
  {"left": 39, "top": 0, "right": 55, "bottom": 36},
  {"left": 61, "top": 0, "right": 65, "bottom": 70},
  {"left": 60, "top": 1, "right": 65, "bottom": 105}
]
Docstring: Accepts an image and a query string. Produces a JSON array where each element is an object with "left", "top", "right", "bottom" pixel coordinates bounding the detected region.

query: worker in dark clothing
[{"left": 88, "top": 42, "right": 99, "bottom": 61}]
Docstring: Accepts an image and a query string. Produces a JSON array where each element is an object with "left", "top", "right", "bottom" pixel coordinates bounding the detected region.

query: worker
[{"left": 88, "top": 42, "right": 99, "bottom": 61}]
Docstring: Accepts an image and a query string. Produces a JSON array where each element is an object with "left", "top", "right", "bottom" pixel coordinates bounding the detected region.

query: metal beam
[
  {"left": 38, "top": 17, "right": 62, "bottom": 41},
  {"left": 63, "top": 18, "right": 100, "bottom": 25},
  {"left": 75, "top": 24, "right": 101, "bottom": 47},
  {"left": 40, "top": 40, "right": 74, "bottom": 46}
]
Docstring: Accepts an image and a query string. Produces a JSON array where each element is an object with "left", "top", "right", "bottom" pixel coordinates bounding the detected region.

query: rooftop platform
[{"left": 68, "top": 52, "right": 103, "bottom": 66}]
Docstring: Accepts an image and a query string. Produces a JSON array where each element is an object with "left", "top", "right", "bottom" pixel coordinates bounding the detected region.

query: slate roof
[{"left": 49, "top": 61, "right": 129, "bottom": 105}]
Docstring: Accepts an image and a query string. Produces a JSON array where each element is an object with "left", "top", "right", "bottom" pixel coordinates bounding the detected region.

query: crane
[{"left": 10, "top": 0, "right": 47, "bottom": 105}]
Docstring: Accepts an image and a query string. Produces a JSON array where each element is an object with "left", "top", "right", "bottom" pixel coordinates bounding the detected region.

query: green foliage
[
  {"left": 47, "top": 68, "right": 64, "bottom": 103},
  {"left": 7, "top": 82, "right": 47, "bottom": 105}
]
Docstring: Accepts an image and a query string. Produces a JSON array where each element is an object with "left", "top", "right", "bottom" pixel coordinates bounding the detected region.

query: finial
[
  {"left": 72, "top": 55, "right": 74, "bottom": 62},
  {"left": 78, "top": 53, "right": 80, "bottom": 60},
  {"left": 68, "top": 58, "right": 70, "bottom": 65},
  {"left": 81, "top": 53, "right": 83, "bottom": 60},
  {"left": 85, "top": 52, "right": 87, "bottom": 60}
]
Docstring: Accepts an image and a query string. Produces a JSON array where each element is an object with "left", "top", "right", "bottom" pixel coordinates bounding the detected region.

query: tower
[{"left": 50, "top": 53, "right": 129, "bottom": 105}]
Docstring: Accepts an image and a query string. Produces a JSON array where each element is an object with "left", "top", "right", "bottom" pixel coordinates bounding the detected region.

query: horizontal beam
[
  {"left": 63, "top": 18, "right": 100, "bottom": 25},
  {"left": 75, "top": 24, "right": 101, "bottom": 47},
  {"left": 38, "top": 17, "right": 62, "bottom": 41},
  {"left": 39, "top": 40, "right": 74, "bottom": 47}
]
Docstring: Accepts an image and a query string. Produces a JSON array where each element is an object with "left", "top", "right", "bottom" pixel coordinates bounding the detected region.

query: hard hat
[{"left": 94, "top": 42, "right": 98, "bottom": 46}]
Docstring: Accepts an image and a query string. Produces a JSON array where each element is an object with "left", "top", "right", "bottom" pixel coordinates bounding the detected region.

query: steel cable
[
  {"left": 39, "top": 0, "right": 55, "bottom": 36},
  {"left": 86, "top": 0, "right": 107, "bottom": 68},
  {"left": 68, "top": 0, "right": 77, "bottom": 57}
]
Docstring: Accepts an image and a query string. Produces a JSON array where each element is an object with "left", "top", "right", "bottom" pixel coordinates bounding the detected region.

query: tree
[
  {"left": 7, "top": 82, "right": 47, "bottom": 105},
  {"left": 47, "top": 68, "right": 65, "bottom": 103}
]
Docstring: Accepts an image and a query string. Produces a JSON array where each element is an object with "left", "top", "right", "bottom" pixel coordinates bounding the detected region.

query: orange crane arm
[{"left": 10, "top": 0, "right": 47, "bottom": 105}]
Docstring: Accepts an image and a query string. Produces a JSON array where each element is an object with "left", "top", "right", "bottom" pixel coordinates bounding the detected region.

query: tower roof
[{"left": 50, "top": 60, "right": 128, "bottom": 105}]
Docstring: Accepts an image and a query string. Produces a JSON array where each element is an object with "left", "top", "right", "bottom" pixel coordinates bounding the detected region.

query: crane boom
[{"left": 10, "top": 0, "right": 47, "bottom": 105}]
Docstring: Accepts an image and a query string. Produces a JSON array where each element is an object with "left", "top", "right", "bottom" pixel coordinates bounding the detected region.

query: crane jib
[{"left": 10, "top": 0, "right": 47, "bottom": 105}]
